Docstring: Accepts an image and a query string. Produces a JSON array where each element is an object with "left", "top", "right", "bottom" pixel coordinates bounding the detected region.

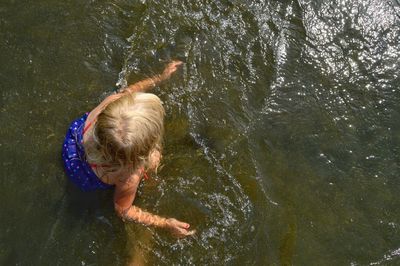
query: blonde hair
[{"left": 84, "top": 92, "right": 165, "bottom": 176}]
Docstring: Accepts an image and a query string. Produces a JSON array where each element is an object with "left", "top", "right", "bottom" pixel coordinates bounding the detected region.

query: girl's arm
[
  {"left": 86, "top": 61, "right": 183, "bottom": 125},
  {"left": 113, "top": 171, "right": 194, "bottom": 237},
  {"left": 121, "top": 61, "right": 183, "bottom": 94}
]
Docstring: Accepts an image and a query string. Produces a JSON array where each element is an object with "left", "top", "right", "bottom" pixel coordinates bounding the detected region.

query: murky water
[{"left": 1, "top": 0, "right": 399, "bottom": 265}]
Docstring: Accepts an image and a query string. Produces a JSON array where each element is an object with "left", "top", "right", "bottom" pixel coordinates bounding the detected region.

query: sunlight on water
[{"left": 0, "top": 0, "right": 399, "bottom": 265}]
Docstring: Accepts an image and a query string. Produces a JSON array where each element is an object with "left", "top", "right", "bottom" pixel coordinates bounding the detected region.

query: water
[{"left": 1, "top": 0, "right": 399, "bottom": 265}]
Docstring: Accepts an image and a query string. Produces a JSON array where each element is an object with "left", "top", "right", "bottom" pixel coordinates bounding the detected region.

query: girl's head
[{"left": 86, "top": 92, "right": 165, "bottom": 174}]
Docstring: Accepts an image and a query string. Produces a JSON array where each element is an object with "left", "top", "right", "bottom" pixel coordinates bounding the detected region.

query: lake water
[{"left": 1, "top": 0, "right": 399, "bottom": 265}]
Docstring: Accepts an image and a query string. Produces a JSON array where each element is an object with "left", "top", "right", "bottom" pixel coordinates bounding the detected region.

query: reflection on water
[{"left": 0, "top": 0, "right": 399, "bottom": 265}]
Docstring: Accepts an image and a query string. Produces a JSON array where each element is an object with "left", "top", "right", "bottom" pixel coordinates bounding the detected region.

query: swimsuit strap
[
  {"left": 83, "top": 119, "right": 95, "bottom": 135},
  {"left": 90, "top": 163, "right": 104, "bottom": 168},
  {"left": 140, "top": 167, "right": 150, "bottom": 180}
]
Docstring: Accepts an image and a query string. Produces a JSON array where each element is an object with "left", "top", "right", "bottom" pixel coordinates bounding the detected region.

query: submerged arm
[
  {"left": 113, "top": 172, "right": 167, "bottom": 227},
  {"left": 121, "top": 60, "right": 183, "bottom": 94},
  {"left": 113, "top": 172, "right": 194, "bottom": 237},
  {"left": 87, "top": 61, "right": 183, "bottom": 121}
]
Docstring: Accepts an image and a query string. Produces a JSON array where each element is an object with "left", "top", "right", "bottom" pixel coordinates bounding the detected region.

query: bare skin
[{"left": 83, "top": 61, "right": 195, "bottom": 238}]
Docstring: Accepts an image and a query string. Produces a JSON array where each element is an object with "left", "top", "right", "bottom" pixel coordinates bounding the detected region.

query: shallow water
[{"left": 1, "top": 0, "right": 399, "bottom": 265}]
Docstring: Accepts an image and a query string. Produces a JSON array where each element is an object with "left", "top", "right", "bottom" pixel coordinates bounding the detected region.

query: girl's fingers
[
  {"left": 170, "top": 61, "right": 183, "bottom": 68},
  {"left": 171, "top": 60, "right": 182, "bottom": 64},
  {"left": 171, "top": 227, "right": 195, "bottom": 238},
  {"left": 176, "top": 221, "right": 190, "bottom": 229},
  {"left": 185, "top": 230, "right": 196, "bottom": 236},
  {"left": 177, "top": 229, "right": 195, "bottom": 238}
]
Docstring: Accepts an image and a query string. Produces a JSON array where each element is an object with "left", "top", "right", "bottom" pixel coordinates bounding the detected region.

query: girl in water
[{"left": 62, "top": 61, "right": 194, "bottom": 238}]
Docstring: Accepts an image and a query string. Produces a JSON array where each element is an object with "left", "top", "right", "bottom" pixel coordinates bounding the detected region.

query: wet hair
[{"left": 84, "top": 92, "right": 165, "bottom": 176}]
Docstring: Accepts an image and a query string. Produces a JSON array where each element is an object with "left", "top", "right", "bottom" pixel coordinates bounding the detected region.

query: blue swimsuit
[{"left": 62, "top": 113, "right": 114, "bottom": 191}]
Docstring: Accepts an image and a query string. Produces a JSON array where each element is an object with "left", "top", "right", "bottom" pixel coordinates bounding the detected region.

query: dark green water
[{"left": 1, "top": 0, "right": 399, "bottom": 265}]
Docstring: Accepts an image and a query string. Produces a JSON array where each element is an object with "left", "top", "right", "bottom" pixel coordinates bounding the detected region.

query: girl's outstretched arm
[
  {"left": 85, "top": 61, "right": 183, "bottom": 128},
  {"left": 113, "top": 171, "right": 194, "bottom": 237},
  {"left": 121, "top": 60, "right": 183, "bottom": 94}
]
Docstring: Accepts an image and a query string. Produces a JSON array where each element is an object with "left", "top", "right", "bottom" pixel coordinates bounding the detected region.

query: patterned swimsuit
[{"left": 62, "top": 113, "right": 114, "bottom": 191}]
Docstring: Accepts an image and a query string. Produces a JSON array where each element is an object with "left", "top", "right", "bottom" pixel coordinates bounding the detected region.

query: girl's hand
[
  {"left": 165, "top": 218, "right": 196, "bottom": 238},
  {"left": 160, "top": 60, "right": 183, "bottom": 81}
]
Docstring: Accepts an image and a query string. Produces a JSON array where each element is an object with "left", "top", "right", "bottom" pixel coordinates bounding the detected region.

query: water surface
[{"left": 1, "top": 0, "right": 399, "bottom": 265}]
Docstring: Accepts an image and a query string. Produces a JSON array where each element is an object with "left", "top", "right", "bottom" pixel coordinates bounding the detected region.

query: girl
[{"left": 62, "top": 61, "right": 194, "bottom": 238}]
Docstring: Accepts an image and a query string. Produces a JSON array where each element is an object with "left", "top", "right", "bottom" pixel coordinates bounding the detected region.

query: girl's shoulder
[
  {"left": 99, "top": 166, "right": 145, "bottom": 187},
  {"left": 86, "top": 92, "right": 125, "bottom": 125}
]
